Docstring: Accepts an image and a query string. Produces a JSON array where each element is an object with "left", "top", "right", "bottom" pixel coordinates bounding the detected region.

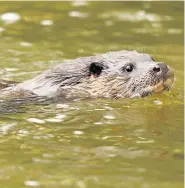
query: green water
[{"left": 0, "top": 2, "right": 184, "bottom": 188}]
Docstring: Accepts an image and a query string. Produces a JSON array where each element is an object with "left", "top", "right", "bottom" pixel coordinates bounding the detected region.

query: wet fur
[{"left": 0, "top": 50, "right": 173, "bottom": 99}]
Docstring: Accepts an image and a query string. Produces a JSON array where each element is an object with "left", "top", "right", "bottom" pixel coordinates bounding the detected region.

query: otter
[{"left": 0, "top": 50, "right": 174, "bottom": 99}]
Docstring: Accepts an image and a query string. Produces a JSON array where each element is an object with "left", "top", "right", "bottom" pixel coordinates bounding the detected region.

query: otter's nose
[{"left": 152, "top": 63, "right": 169, "bottom": 74}]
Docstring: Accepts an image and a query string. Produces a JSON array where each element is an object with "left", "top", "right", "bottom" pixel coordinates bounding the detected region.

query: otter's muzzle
[
  {"left": 138, "top": 63, "right": 174, "bottom": 97},
  {"left": 153, "top": 63, "right": 174, "bottom": 93}
]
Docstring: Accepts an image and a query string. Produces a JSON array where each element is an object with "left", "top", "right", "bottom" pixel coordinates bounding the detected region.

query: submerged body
[{"left": 0, "top": 50, "right": 174, "bottom": 99}]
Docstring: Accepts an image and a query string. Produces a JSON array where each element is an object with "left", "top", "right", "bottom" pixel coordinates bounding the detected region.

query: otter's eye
[{"left": 124, "top": 64, "right": 135, "bottom": 73}]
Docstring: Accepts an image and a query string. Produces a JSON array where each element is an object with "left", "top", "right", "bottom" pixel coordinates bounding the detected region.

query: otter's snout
[
  {"left": 152, "top": 63, "right": 174, "bottom": 80},
  {"left": 149, "top": 62, "right": 174, "bottom": 94}
]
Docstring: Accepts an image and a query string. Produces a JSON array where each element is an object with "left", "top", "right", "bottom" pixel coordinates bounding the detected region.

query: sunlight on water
[{"left": 0, "top": 1, "right": 183, "bottom": 188}]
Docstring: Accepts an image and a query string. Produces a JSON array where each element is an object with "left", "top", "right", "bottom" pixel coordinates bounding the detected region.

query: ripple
[
  {"left": 27, "top": 118, "right": 45, "bottom": 124},
  {"left": 104, "top": 115, "right": 116, "bottom": 120},
  {"left": 4, "top": 68, "right": 19, "bottom": 72},
  {"left": 17, "top": 129, "right": 29, "bottom": 136},
  {"left": 20, "top": 41, "right": 33, "bottom": 47},
  {"left": 136, "top": 140, "right": 154, "bottom": 144},
  {"left": 32, "top": 157, "right": 52, "bottom": 164},
  {"left": 0, "top": 123, "right": 16, "bottom": 134},
  {"left": 91, "top": 146, "right": 149, "bottom": 159},
  {"left": 45, "top": 113, "right": 66, "bottom": 123},
  {"left": 68, "top": 11, "right": 88, "bottom": 18},
  {"left": 73, "top": 130, "right": 84, "bottom": 135},
  {"left": 153, "top": 100, "right": 163, "bottom": 105},
  {"left": 0, "top": 27, "right": 5, "bottom": 32},
  {"left": 40, "top": 20, "right": 53, "bottom": 26},
  {"left": 0, "top": 12, "right": 21, "bottom": 24},
  {"left": 45, "top": 118, "right": 63, "bottom": 123},
  {"left": 94, "top": 122, "right": 103, "bottom": 125},
  {"left": 56, "top": 114, "right": 66, "bottom": 119},
  {"left": 168, "top": 28, "right": 183, "bottom": 34},
  {"left": 71, "top": 0, "right": 88, "bottom": 7},
  {"left": 100, "top": 11, "right": 161, "bottom": 22},
  {"left": 24, "top": 180, "right": 40, "bottom": 187},
  {"left": 56, "top": 104, "right": 69, "bottom": 109}
]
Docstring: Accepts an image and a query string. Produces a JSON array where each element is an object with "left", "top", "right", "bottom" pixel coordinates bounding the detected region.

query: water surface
[{"left": 0, "top": 2, "right": 184, "bottom": 188}]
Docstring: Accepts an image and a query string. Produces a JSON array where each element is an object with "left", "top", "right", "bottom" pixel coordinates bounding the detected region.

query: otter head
[{"left": 71, "top": 50, "right": 174, "bottom": 99}]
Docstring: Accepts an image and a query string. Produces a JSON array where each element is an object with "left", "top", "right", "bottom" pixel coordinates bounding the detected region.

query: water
[{"left": 0, "top": 2, "right": 184, "bottom": 188}]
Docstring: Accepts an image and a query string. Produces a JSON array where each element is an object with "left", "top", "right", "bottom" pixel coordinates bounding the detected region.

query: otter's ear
[{"left": 89, "top": 62, "right": 104, "bottom": 76}]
